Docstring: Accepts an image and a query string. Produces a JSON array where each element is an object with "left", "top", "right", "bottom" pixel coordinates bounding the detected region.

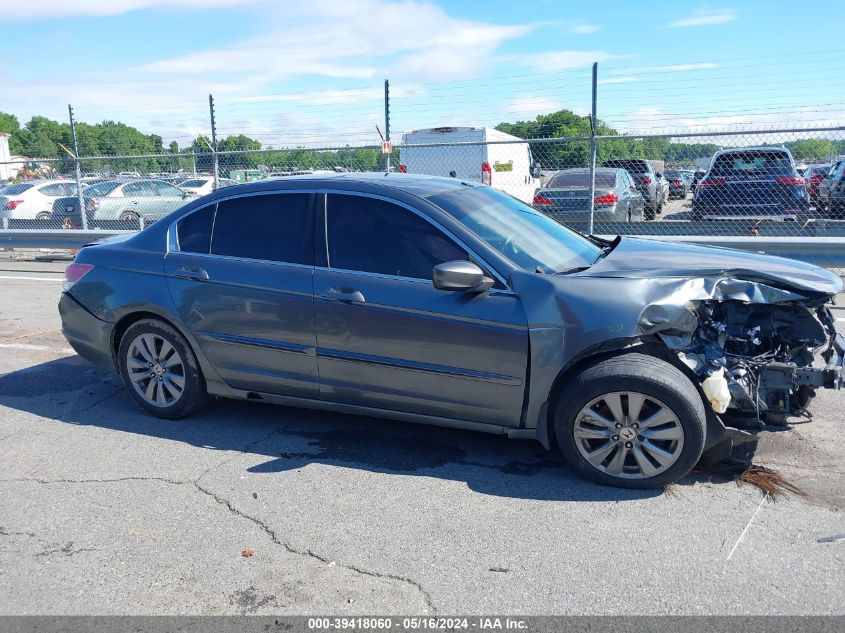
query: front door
[
  {"left": 164, "top": 192, "right": 319, "bottom": 398},
  {"left": 314, "top": 193, "right": 529, "bottom": 427}
]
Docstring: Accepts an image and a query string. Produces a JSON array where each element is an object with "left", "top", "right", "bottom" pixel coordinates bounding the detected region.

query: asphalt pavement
[{"left": 0, "top": 257, "right": 843, "bottom": 616}]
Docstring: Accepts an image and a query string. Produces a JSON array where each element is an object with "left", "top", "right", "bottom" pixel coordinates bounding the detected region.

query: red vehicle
[{"left": 804, "top": 164, "right": 832, "bottom": 203}]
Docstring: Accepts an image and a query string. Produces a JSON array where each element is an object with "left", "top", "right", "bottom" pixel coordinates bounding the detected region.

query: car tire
[
  {"left": 554, "top": 352, "right": 706, "bottom": 489},
  {"left": 117, "top": 318, "right": 208, "bottom": 419},
  {"left": 35, "top": 212, "right": 51, "bottom": 221},
  {"left": 119, "top": 211, "right": 141, "bottom": 228},
  {"left": 644, "top": 204, "right": 656, "bottom": 221}
]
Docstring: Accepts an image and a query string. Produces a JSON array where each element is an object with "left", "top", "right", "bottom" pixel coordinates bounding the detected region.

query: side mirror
[
  {"left": 433, "top": 260, "right": 494, "bottom": 293},
  {"left": 655, "top": 172, "right": 663, "bottom": 179},
  {"left": 531, "top": 162, "right": 542, "bottom": 178}
]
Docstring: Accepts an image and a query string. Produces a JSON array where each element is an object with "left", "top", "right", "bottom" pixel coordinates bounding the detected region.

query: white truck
[{"left": 398, "top": 127, "right": 540, "bottom": 203}]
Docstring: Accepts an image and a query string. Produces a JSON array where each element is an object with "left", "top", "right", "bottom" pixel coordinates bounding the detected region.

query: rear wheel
[
  {"left": 35, "top": 212, "right": 51, "bottom": 221},
  {"left": 554, "top": 353, "right": 706, "bottom": 488},
  {"left": 644, "top": 203, "right": 656, "bottom": 221},
  {"left": 118, "top": 319, "right": 208, "bottom": 419}
]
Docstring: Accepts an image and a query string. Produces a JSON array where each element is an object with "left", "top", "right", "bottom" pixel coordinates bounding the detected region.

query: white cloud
[
  {"left": 1, "top": 0, "right": 261, "bottom": 20},
  {"left": 666, "top": 8, "right": 737, "bottom": 28},
  {"left": 508, "top": 50, "right": 629, "bottom": 72},
  {"left": 572, "top": 24, "right": 600, "bottom": 35},
  {"left": 505, "top": 96, "right": 565, "bottom": 118}
]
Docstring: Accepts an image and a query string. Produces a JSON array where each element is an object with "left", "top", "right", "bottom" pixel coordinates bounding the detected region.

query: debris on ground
[
  {"left": 817, "top": 534, "right": 845, "bottom": 544},
  {"left": 696, "top": 460, "right": 804, "bottom": 500},
  {"left": 241, "top": 549, "right": 254, "bottom": 558},
  {"left": 489, "top": 565, "right": 510, "bottom": 573}
]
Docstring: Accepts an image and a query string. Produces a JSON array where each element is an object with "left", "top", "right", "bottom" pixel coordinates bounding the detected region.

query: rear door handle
[
  {"left": 327, "top": 288, "right": 366, "bottom": 303},
  {"left": 173, "top": 266, "right": 209, "bottom": 281}
]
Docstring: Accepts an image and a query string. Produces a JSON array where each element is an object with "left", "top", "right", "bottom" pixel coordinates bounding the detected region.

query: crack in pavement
[
  {"left": 0, "top": 476, "right": 191, "bottom": 486},
  {"left": 2, "top": 458, "right": 438, "bottom": 613},
  {"left": 0, "top": 526, "right": 36, "bottom": 538},
  {"left": 192, "top": 480, "right": 437, "bottom": 615},
  {"left": 35, "top": 541, "right": 99, "bottom": 558}
]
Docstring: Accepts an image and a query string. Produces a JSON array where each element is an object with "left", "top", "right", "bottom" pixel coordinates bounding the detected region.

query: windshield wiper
[{"left": 555, "top": 266, "right": 591, "bottom": 275}]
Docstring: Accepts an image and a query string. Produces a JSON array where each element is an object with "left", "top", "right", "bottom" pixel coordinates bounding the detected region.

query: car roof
[
  {"left": 712, "top": 146, "right": 793, "bottom": 157},
  {"left": 203, "top": 172, "right": 479, "bottom": 200}
]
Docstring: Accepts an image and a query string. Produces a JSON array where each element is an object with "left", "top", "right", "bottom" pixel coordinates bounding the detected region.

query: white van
[{"left": 398, "top": 127, "right": 540, "bottom": 203}]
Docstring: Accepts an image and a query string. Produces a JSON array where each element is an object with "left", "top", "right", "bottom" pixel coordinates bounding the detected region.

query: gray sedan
[
  {"left": 58, "top": 174, "right": 844, "bottom": 489},
  {"left": 52, "top": 179, "right": 190, "bottom": 227},
  {"left": 532, "top": 167, "right": 645, "bottom": 224}
]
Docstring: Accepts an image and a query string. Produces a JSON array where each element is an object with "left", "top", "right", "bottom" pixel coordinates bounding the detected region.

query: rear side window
[
  {"left": 177, "top": 204, "right": 215, "bottom": 254},
  {"left": 211, "top": 194, "right": 312, "bottom": 264},
  {"left": 326, "top": 194, "right": 466, "bottom": 279}
]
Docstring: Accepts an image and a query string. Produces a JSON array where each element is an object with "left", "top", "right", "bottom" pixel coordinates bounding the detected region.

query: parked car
[
  {"left": 601, "top": 159, "right": 662, "bottom": 219},
  {"left": 177, "top": 177, "right": 238, "bottom": 197},
  {"left": 58, "top": 173, "right": 844, "bottom": 489},
  {"left": 399, "top": 127, "right": 540, "bottom": 204},
  {"left": 52, "top": 179, "right": 190, "bottom": 227},
  {"left": 691, "top": 169, "right": 707, "bottom": 193},
  {"left": 531, "top": 167, "right": 645, "bottom": 223},
  {"left": 0, "top": 180, "right": 78, "bottom": 221},
  {"left": 664, "top": 170, "right": 690, "bottom": 200},
  {"left": 804, "top": 164, "right": 832, "bottom": 204},
  {"left": 692, "top": 147, "right": 809, "bottom": 220},
  {"left": 817, "top": 160, "right": 845, "bottom": 213}
]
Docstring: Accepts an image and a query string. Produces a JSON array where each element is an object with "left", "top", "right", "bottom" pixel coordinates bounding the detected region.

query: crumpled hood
[{"left": 580, "top": 237, "right": 843, "bottom": 298}]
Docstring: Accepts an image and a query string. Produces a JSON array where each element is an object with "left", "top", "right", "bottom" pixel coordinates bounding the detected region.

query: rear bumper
[{"left": 59, "top": 292, "right": 115, "bottom": 369}]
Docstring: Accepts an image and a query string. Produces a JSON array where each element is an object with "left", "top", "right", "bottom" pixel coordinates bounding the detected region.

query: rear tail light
[
  {"left": 642, "top": 176, "right": 652, "bottom": 185},
  {"left": 532, "top": 194, "right": 552, "bottom": 206},
  {"left": 481, "top": 162, "right": 492, "bottom": 186},
  {"left": 776, "top": 176, "right": 805, "bottom": 186},
  {"left": 5, "top": 199, "right": 24, "bottom": 210},
  {"left": 698, "top": 177, "right": 726, "bottom": 188},
  {"left": 85, "top": 198, "right": 98, "bottom": 211},
  {"left": 810, "top": 175, "right": 825, "bottom": 185},
  {"left": 398, "top": 164, "right": 407, "bottom": 173},
  {"left": 62, "top": 263, "right": 94, "bottom": 292},
  {"left": 594, "top": 193, "right": 618, "bottom": 205},
  {"left": 673, "top": 180, "right": 682, "bottom": 186}
]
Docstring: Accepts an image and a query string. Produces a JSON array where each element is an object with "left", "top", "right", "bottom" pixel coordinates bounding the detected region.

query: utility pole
[
  {"left": 587, "top": 63, "right": 598, "bottom": 236},
  {"left": 384, "top": 79, "right": 391, "bottom": 173},
  {"left": 208, "top": 94, "right": 219, "bottom": 190},
  {"left": 68, "top": 104, "right": 87, "bottom": 230}
]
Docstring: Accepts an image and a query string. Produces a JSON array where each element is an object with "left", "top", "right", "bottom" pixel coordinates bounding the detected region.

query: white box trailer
[{"left": 398, "top": 127, "right": 539, "bottom": 203}]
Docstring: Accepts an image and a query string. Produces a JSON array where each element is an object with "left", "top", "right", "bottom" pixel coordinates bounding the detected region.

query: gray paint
[{"left": 60, "top": 173, "right": 844, "bottom": 450}]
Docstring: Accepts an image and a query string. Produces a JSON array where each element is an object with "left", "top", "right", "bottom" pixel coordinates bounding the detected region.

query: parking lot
[{"left": 1, "top": 255, "right": 844, "bottom": 616}]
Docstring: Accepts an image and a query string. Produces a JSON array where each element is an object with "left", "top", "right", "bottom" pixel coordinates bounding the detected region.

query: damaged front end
[{"left": 640, "top": 277, "right": 845, "bottom": 428}]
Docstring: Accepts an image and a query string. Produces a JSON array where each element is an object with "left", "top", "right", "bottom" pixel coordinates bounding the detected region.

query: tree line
[{"left": 1, "top": 109, "right": 842, "bottom": 177}]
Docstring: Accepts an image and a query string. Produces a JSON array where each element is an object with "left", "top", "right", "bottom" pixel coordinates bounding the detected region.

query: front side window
[
  {"left": 211, "top": 193, "right": 312, "bottom": 264},
  {"left": 326, "top": 195, "right": 467, "bottom": 279},
  {"left": 154, "top": 182, "right": 185, "bottom": 197},
  {"left": 177, "top": 204, "right": 215, "bottom": 254},
  {"left": 83, "top": 181, "right": 120, "bottom": 197}
]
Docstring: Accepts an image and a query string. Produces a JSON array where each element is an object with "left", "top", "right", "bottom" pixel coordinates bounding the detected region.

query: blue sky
[{"left": 2, "top": 1, "right": 844, "bottom": 147}]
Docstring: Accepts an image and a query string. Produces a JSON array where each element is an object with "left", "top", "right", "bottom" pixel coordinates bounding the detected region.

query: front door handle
[
  {"left": 173, "top": 266, "right": 209, "bottom": 281},
  {"left": 327, "top": 287, "right": 366, "bottom": 303}
]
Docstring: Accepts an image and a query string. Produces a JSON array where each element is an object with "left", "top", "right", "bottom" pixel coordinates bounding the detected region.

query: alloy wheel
[
  {"left": 126, "top": 333, "right": 186, "bottom": 407},
  {"left": 573, "top": 391, "right": 685, "bottom": 479}
]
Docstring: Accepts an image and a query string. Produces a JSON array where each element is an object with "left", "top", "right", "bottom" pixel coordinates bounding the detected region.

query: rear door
[
  {"left": 313, "top": 192, "right": 528, "bottom": 427},
  {"left": 164, "top": 192, "right": 319, "bottom": 398}
]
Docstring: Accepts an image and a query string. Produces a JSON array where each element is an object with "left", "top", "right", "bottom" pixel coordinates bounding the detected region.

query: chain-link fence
[{"left": 2, "top": 62, "right": 844, "bottom": 240}]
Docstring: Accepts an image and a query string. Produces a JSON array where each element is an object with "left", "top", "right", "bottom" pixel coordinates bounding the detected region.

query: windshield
[
  {"left": 178, "top": 179, "right": 207, "bottom": 188},
  {"left": 0, "top": 183, "right": 36, "bottom": 195},
  {"left": 83, "top": 181, "right": 121, "bottom": 197},
  {"left": 428, "top": 186, "right": 601, "bottom": 274}
]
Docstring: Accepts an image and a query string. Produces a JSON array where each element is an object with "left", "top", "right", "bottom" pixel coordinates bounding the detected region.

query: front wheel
[
  {"left": 554, "top": 353, "right": 706, "bottom": 489},
  {"left": 118, "top": 319, "right": 208, "bottom": 419}
]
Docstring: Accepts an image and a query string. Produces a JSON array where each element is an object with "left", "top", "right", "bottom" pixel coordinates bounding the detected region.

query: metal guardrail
[
  {"left": 0, "top": 230, "right": 133, "bottom": 249},
  {"left": 1, "top": 228, "right": 844, "bottom": 268}
]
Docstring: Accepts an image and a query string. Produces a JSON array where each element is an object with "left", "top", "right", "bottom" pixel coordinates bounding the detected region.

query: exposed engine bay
[{"left": 664, "top": 298, "right": 843, "bottom": 425}]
